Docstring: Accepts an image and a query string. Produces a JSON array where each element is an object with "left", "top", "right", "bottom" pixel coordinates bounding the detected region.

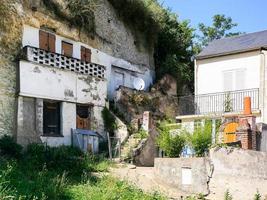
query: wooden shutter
[
  {"left": 81, "top": 46, "right": 86, "bottom": 61},
  {"left": 81, "top": 46, "right": 92, "bottom": 62},
  {"left": 39, "top": 30, "right": 49, "bottom": 51},
  {"left": 62, "top": 41, "right": 73, "bottom": 57},
  {"left": 85, "top": 48, "right": 91, "bottom": 63},
  {"left": 48, "top": 33, "right": 56, "bottom": 53}
]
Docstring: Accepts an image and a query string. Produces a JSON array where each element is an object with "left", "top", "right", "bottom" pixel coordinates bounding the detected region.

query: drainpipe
[
  {"left": 260, "top": 49, "right": 266, "bottom": 123},
  {"left": 194, "top": 59, "right": 198, "bottom": 95}
]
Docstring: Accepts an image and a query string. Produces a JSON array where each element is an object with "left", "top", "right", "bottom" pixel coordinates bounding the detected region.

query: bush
[
  {"left": 102, "top": 107, "right": 118, "bottom": 136},
  {"left": 0, "top": 135, "right": 22, "bottom": 158},
  {"left": 26, "top": 144, "right": 85, "bottom": 172},
  {"left": 156, "top": 124, "right": 185, "bottom": 158},
  {"left": 185, "top": 121, "right": 212, "bottom": 157}
]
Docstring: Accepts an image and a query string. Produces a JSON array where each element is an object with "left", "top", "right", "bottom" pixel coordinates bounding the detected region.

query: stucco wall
[
  {"left": 22, "top": 25, "right": 154, "bottom": 99},
  {"left": 19, "top": 61, "right": 107, "bottom": 105},
  {"left": 154, "top": 157, "right": 210, "bottom": 195},
  {"left": 154, "top": 148, "right": 267, "bottom": 199},
  {"left": 195, "top": 51, "right": 261, "bottom": 95}
]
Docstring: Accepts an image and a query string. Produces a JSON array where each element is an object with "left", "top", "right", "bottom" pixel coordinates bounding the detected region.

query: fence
[{"left": 178, "top": 88, "right": 259, "bottom": 115}]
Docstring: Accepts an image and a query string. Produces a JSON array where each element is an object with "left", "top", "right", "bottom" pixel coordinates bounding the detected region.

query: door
[
  {"left": 114, "top": 71, "right": 124, "bottom": 89},
  {"left": 76, "top": 105, "right": 91, "bottom": 130},
  {"left": 223, "top": 122, "right": 238, "bottom": 143}
]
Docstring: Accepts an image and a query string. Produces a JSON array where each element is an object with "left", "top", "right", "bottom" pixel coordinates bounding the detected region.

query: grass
[{"left": 0, "top": 143, "right": 165, "bottom": 200}]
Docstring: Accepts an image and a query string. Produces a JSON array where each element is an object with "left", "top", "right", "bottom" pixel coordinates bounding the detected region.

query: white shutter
[
  {"left": 235, "top": 69, "right": 245, "bottom": 90},
  {"left": 223, "top": 71, "right": 234, "bottom": 92}
]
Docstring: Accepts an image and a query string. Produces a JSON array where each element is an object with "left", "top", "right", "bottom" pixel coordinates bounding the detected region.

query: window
[
  {"left": 39, "top": 30, "right": 55, "bottom": 52},
  {"left": 62, "top": 41, "right": 73, "bottom": 57},
  {"left": 114, "top": 71, "right": 124, "bottom": 89},
  {"left": 76, "top": 104, "right": 92, "bottom": 130},
  {"left": 223, "top": 69, "right": 246, "bottom": 92},
  {"left": 81, "top": 46, "right": 92, "bottom": 62},
  {"left": 43, "top": 101, "right": 61, "bottom": 136}
]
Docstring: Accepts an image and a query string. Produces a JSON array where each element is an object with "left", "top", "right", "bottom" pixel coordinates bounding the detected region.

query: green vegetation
[
  {"left": 195, "top": 14, "right": 242, "bottom": 53},
  {"left": 224, "top": 189, "right": 233, "bottom": 200},
  {"left": 185, "top": 121, "right": 212, "bottom": 157},
  {"left": 0, "top": 136, "right": 165, "bottom": 200},
  {"left": 134, "top": 128, "right": 148, "bottom": 140},
  {"left": 42, "top": 0, "right": 96, "bottom": 35},
  {"left": 0, "top": 135, "right": 22, "bottom": 158},
  {"left": 156, "top": 121, "right": 185, "bottom": 157},
  {"left": 156, "top": 119, "right": 213, "bottom": 157},
  {"left": 102, "top": 107, "right": 118, "bottom": 136},
  {"left": 254, "top": 190, "right": 261, "bottom": 200}
]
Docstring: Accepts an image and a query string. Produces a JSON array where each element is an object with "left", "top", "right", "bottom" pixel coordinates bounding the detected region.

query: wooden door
[
  {"left": 76, "top": 105, "right": 91, "bottom": 130},
  {"left": 223, "top": 122, "right": 238, "bottom": 143}
]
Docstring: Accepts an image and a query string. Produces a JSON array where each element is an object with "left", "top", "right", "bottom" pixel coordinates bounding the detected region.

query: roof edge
[{"left": 196, "top": 47, "right": 267, "bottom": 60}]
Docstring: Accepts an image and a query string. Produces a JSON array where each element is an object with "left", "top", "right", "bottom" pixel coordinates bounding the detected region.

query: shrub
[
  {"left": 186, "top": 121, "right": 212, "bottom": 157},
  {"left": 254, "top": 190, "right": 261, "bottom": 200},
  {"left": 102, "top": 107, "right": 118, "bottom": 136},
  {"left": 224, "top": 189, "right": 233, "bottom": 200},
  {"left": 135, "top": 128, "right": 148, "bottom": 139},
  {"left": 156, "top": 125, "right": 185, "bottom": 158},
  {"left": 0, "top": 135, "right": 22, "bottom": 158}
]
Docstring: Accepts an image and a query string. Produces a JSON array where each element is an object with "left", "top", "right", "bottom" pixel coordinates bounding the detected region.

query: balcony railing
[
  {"left": 178, "top": 88, "right": 259, "bottom": 116},
  {"left": 23, "top": 46, "right": 106, "bottom": 79}
]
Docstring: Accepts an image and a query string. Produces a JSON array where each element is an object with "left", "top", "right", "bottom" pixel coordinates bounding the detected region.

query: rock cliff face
[{"left": 0, "top": 0, "right": 155, "bottom": 137}]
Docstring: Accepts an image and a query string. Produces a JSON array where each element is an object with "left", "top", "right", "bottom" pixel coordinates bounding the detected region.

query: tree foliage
[{"left": 195, "top": 14, "right": 243, "bottom": 53}]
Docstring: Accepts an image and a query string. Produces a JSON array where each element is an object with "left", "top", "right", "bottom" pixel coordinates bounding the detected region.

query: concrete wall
[
  {"left": 19, "top": 61, "right": 106, "bottom": 105},
  {"left": 154, "top": 157, "right": 210, "bottom": 195},
  {"left": 154, "top": 148, "right": 267, "bottom": 199},
  {"left": 22, "top": 25, "right": 154, "bottom": 100},
  {"left": 195, "top": 51, "right": 261, "bottom": 95}
]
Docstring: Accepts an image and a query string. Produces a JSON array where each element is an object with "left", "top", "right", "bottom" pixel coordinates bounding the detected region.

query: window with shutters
[
  {"left": 81, "top": 46, "right": 92, "bottom": 62},
  {"left": 76, "top": 104, "right": 92, "bottom": 130},
  {"left": 39, "top": 30, "right": 55, "bottom": 52},
  {"left": 43, "top": 101, "right": 61, "bottom": 136},
  {"left": 223, "top": 69, "right": 246, "bottom": 91},
  {"left": 62, "top": 41, "right": 73, "bottom": 57}
]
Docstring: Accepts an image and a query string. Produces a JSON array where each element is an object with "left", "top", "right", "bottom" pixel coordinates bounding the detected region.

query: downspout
[
  {"left": 260, "top": 49, "right": 266, "bottom": 123},
  {"left": 194, "top": 58, "right": 198, "bottom": 95}
]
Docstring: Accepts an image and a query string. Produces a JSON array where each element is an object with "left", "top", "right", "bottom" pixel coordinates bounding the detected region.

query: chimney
[{"left": 244, "top": 96, "right": 252, "bottom": 115}]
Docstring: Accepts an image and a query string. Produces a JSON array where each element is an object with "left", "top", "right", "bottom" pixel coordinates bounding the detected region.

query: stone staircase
[{"left": 120, "top": 134, "right": 144, "bottom": 162}]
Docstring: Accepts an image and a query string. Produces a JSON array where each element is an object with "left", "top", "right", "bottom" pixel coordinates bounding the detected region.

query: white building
[
  {"left": 17, "top": 25, "right": 154, "bottom": 146},
  {"left": 177, "top": 30, "right": 267, "bottom": 133}
]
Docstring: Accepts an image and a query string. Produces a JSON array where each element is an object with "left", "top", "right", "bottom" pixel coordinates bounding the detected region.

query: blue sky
[{"left": 159, "top": 0, "right": 267, "bottom": 34}]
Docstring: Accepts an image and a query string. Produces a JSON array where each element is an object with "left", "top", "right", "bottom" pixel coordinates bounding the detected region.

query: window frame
[
  {"left": 61, "top": 41, "right": 73, "bottom": 57},
  {"left": 43, "top": 100, "right": 62, "bottom": 137}
]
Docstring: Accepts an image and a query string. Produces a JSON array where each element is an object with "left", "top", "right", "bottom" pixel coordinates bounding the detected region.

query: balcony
[
  {"left": 178, "top": 88, "right": 259, "bottom": 116},
  {"left": 23, "top": 46, "right": 106, "bottom": 79}
]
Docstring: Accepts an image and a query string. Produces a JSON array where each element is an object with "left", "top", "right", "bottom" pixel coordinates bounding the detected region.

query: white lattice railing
[{"left": 23, "top": 46, "right": 106, "bottom": 79}]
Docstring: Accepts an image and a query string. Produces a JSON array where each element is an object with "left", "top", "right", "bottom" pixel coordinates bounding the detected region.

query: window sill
[{"left": 41, "top": 134, "right": 64, "bottom": 138}]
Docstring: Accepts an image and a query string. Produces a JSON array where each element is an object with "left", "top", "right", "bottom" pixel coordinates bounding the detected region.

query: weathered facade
[{"left": 0, "top": 1, "right": 155, "bottom": 146}]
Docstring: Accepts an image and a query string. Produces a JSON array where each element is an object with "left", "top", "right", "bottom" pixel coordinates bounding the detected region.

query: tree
[{"left": 195, "top": 14, "right": 243, "bottom": 53}]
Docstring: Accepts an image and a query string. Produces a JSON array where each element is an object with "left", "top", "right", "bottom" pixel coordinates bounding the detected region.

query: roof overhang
[{"left": 196, "top": 46, "right": 267, "bottom": 60}]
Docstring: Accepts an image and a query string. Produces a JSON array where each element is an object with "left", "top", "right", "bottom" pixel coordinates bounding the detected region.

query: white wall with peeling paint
[
  {"left": 22, "top": 25, "right": 155, "bottom": 100},
  {"left": 19, "top": 61, "right": 107, "bottom": 106}
]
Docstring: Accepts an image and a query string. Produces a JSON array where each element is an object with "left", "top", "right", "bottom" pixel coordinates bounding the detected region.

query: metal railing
[
  {"left": 178, "top": 88, "right": 259, "bottom": 115},
  {"left": 23, "top": 46, "right": 106, "bottom": 79}
]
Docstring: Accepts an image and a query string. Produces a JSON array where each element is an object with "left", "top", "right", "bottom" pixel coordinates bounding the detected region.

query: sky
[{"left": 159, "top": 0, "right": 267, "bottom": 34}]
